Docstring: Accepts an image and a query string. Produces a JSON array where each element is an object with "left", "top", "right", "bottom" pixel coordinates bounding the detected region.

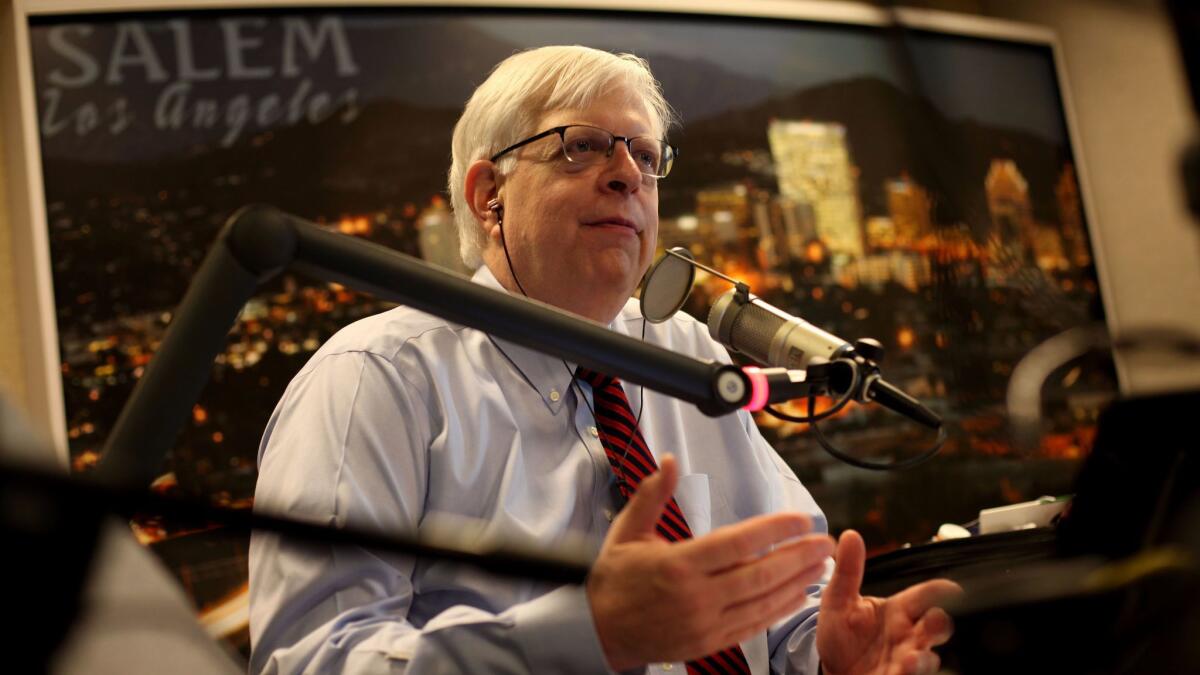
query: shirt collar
[{"left": 471, "top": 264, "right": 588, "bottom": 414}]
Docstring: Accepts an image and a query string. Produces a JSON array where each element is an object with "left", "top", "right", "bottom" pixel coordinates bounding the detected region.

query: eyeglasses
[{"left": 489, "top": 124, "right": 678, "bottom": 179}]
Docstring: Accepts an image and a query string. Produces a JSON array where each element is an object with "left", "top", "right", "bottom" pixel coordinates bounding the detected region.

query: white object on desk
[{"left": 979, "top": 496, "right": 1070, "bottom": 534}]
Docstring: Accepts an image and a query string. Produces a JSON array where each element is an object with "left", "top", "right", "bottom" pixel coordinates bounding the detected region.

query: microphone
[
  {"left": 707, "top": 289, "right": 942, "bottom": 429},
  {"left": 708, "top": 289, "right": 854, "bottom": 370}
]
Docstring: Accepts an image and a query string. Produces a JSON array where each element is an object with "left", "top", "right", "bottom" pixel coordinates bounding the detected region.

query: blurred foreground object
[
  {"left": 946, "top": 388, "right": 1200, "bottom": 673},
  {"left": 0, "top": 392, "right": 242, "bottom": 674}
]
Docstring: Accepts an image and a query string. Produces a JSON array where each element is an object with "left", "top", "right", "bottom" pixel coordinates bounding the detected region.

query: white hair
[{"left": 447, "top": 45, "right": 676, "bottom": 269}]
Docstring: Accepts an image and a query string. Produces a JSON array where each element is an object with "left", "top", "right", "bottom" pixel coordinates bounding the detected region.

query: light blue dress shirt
[{"left": 249, "top": 265, "right": 828, "bottom": 674}]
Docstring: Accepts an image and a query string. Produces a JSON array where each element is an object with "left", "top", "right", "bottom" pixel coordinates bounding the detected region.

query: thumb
[
  {"left": 607, "top": 455, "right": 679, "bottom": 543},
  {"left": 822, "top": 529, "right": 866, "bottom": 611}
]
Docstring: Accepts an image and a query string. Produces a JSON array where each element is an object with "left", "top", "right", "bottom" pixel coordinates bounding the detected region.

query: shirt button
[
  {"left": 588, "top": 426, "right": 599, "bottom": 437},
  {"left": 549, "top": 389, "right": 560, "bottom": 402}
]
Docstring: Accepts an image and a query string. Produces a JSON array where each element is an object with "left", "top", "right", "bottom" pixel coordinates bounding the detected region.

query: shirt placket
[{"left": 570, "top": 383, "right": 623, "bottom": 527}]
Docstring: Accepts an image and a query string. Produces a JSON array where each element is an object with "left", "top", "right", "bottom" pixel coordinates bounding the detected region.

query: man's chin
[{"left": 585, "top": 255, "right": 640, "bottom": 288}]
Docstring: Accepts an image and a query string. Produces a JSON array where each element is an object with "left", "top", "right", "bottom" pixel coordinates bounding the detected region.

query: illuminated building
[
  {"left": 751, "top": 191, "right": 780, "bottom": 268},
  {"left": 1056, "top": 163, "right": 1091, "bottom": 268},
  {"left": 1031, "top": 224, "right": 1069, "bottom": 273},
  {"left": 984, "top": 159, "right": 1039, "bottom": 286},
  {"left": 767, "top": 120, "right": 864, "bottom": 259},
  {"left": 930, "top": 226, "right": 982, "bottom": 258},
  {"left": 695, "top": 184, "right": 751, "bottom": 246},
  {"left": 845, "top": 251, "right": 932, "bottom": 292},
  {"left": 890, "top": 252, "right": 933, "bottom": 292},
  {"left": 885, "top": 174, "right": 934, "bottom": 246},
  {"left": 773, "top": 195, "right": 817, "bottom": 261},
  {"left": 852, "top": 254, "right": 891, "bottom": 288},
  {"left": 658, "top": 214, "right": 703, "bottom": 248},
  {"left": 984, "top": 159, "right": 1035, "bottom": 259},
  {"left": 865, "top": 216, "right": 897, "bottom": 251}
]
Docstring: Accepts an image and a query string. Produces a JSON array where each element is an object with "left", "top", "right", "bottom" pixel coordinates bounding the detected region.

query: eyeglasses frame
[{"left": 488, "top": 124, "right": 679, "bottom": 179}]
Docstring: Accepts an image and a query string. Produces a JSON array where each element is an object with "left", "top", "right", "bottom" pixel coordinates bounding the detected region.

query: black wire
[
  {"left": 497, "top": 211, "right": 646, "bottom": 501},
  {"left": 759, "top": 358, "right": 944, "bottom": 470},
  {"left": 762, "top": 359, "right": 862, "bottom": 424},
  {"left": 497, "top": 211, "right": 531, "bottom": 299},
  {"left": 763, "top": 395, "right": 851, "bottom": 424},
  {"left": 764, "top": 396, "right": 851, "bottom": 424},
  {"left": 807, "top": 391, "right": 947, "bottom": 471}
]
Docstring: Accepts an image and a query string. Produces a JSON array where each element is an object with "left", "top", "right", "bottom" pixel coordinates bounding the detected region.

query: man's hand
[
  {"left": 817, "top": 530, "right": 962, "bottom": 675},
  {"left": 587, "top": 456, "right": 834, "bottom": 671}
]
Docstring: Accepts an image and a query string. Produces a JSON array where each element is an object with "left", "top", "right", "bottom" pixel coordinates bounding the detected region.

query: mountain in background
[
  {"left": 45, "top": 74, "right": 1071, "bottom": 218},
  {"left": 667, "top": 77, "right": 1072, "bottom": 231},
  {"left": 41, "top": 74, "right": 1079, "bottom": 326}
]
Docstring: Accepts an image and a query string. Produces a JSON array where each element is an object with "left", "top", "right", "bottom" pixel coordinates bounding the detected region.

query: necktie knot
[{"left": 574, "top": 366, "right": 616, "bottom": 390}]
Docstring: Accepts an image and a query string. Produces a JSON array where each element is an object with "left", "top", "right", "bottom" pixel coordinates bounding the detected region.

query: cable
[
  {"left": 762, "top": 358, "right": 862, "bottom": 424},
  {"left": 496, "top": 206, "right": 647, "bottom": 503},
  {"left": 758, "top": 357, "right": 944, "bottom": 470},
  {"left": 808, "top": 389, "right": 947, "bottom": 470}
]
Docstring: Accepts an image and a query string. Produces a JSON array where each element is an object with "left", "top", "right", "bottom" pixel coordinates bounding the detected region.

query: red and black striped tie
[{"left": 576, "top": 367, "right": 751, "bottom": 675}]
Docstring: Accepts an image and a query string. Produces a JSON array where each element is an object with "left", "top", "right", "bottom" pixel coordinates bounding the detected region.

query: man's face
[{"left": 484, "top": 89, "right": 661, "bottom": 323}]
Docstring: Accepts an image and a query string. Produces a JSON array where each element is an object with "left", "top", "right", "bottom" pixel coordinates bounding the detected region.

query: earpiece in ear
[{"left": 486, "top": 198, "right": 504, "bottom": 228}]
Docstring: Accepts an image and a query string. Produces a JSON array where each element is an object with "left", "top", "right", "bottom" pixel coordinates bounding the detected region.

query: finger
[
  {"left": 721, "top": 557, "right": 825, "bottom": 627},
  {"left": 608, "top": 454, "right": 679, "bottom": 543},
  {"left": 890, "top": 578, "right": 962, "bottom": 622},
  {"left": 679, "top": 512, "right": 814, "bottom": 571},
  {"left": 718, "top": 565, "right": 819, "bottom": 647},
  {"left": 900, "top": 649, "right": 940, "bottom": 675},
  {"left": 822, "top": 529, "right": 866, "bottom": 611},
  {"left": 710, "top": 535, "right": 833, "bottom": 603},
  {"left": 912, "top": 607, "right": 954, "bottom": 648}
]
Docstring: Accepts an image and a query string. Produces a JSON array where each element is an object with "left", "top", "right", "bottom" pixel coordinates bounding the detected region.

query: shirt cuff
[{"left": 510, "top": 585, "right": 615, "bottom": 674}]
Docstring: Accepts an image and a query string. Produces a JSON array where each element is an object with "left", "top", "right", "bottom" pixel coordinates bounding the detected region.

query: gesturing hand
[
  {"left": 817, "top": 531, "right": 962, "bottom": 675},
  {"left": 587, "top": 455, "right": 835, "bottom": 671}
]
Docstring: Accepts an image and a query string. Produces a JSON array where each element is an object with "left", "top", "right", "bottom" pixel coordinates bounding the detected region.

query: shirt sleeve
[{"left": 248, "top": 349, "right": 613, "bottom": 675}]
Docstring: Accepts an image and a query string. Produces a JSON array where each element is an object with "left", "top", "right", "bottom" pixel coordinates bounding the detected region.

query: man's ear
[{"left": 464, "top": 160, "right": 503, "bottom": 243}]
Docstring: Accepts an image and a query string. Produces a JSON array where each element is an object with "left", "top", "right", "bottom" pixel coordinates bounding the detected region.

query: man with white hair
[{"left": 250, "top": 45, "right": 957, "bottom": 675}]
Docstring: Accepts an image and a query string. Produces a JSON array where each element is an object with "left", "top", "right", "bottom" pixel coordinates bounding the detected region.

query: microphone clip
[{"left": 732, "top": 280, "right": 752, "bottom": 304}]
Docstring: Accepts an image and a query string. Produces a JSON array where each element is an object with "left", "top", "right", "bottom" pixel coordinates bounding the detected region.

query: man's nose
[{"left": 602, "top": 142, "right": 644, "bottom": 194}]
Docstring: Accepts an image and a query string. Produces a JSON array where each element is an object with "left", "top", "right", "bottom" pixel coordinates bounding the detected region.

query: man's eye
[
  {"left": 569, "top": 139, "right": 596, "bottom": 153},
  {"left": 635, "top": 151, "right": 658, "bottom": 168}
]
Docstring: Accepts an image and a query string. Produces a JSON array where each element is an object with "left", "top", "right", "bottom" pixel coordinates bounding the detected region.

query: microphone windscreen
[{"left": 640, "top": 248, "right": 695, "bottom": 323}]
